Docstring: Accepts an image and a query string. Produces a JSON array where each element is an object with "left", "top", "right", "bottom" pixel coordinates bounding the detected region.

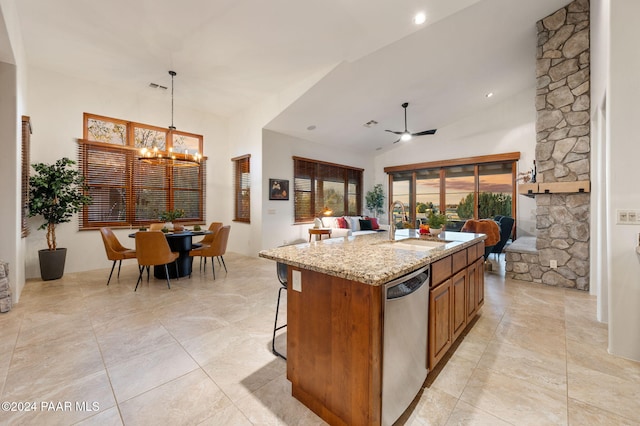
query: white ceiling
[{"left": 14, "top": 0, "right": 569, "bottom": 152}]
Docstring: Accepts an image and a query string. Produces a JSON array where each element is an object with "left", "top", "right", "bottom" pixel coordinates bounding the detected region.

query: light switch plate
[{"left": 292, "top": 270, "right": 302, "bottom": 292}]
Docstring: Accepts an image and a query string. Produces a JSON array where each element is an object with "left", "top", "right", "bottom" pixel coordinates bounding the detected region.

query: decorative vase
[
  {"left": 429, "top": 227, "right": 443, "bottom": 236},
  {"left": 173, "top": 224, "right": 184, "bottom": 232}
]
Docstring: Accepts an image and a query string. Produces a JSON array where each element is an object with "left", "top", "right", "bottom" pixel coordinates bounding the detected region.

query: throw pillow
[
  {"left": 359, "top": 219, "right": 373, "bottom": 231},
  {"left": 336, "top": 217, "right": 348, "bottom": 228},
  {"left": 349, "top": 216, "right": 362, "bottom": 231},
  {"left": 368, "top": 217, "right": 380, "bottom": 229}
]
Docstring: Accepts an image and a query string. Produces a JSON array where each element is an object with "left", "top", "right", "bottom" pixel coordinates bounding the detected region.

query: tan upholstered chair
[
  {"left": 196, "top": 222, "right": 223, "bottom": 248},
  {"left": 189, "top": 225, "right": 230, "bottom": 280},
  {"left": 99, "top": 227, "right": 137, "bottom": 285},
  {"left": 134, "top": 231, "right": 180, "bottom": 291},
  {"left": 149, "top": 223, "right": 165, "bottom": 231}
]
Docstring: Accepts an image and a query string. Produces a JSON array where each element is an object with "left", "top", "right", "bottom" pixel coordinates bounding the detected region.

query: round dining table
[{"left": 129, "top": 230, "right": 211, "bottom": 279}]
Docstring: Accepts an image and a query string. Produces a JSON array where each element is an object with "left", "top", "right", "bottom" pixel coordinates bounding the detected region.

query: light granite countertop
[{"left": 259, "top": 230, "right": 487, "bottom": 286}]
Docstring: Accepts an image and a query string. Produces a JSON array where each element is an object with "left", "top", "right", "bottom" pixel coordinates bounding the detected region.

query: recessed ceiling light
[
  {"left": 307, "top": 125, "right": 317, "bottom": 131},
  {"left": 413, "top": 12, "right": 426, "bottom": 25},
  {"left": 485, "top": 92, "right": 494, "bottom": 98}
]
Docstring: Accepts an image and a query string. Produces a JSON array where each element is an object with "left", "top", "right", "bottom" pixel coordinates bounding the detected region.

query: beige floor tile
[
  {"left": 92, "top": 311, "right": 177, "bottom": 367},
  {"left": 197, "top": 403, "right": 253, "bottom": 425},
  {"left": 3, "top": 370, "right": 116, "bottom": 426},
  {"left": 567, "top": 362, "right": 640, "bottom": 423},
  {"left": 568, "top": 398, "right": 637, "bottom": 426},
  {"left": 407, "top": 387, "right": 459, "bottom": 426},
  {"left": 430, "top": 353, "right": 478, "bottom": 398},
  {"left": 477, "top": 339, "right": 567, "bottom": 393},
  {"left": 107, "top": 340, "right": 200, "bottom": 403},
  {"left": 118, "top": 369, "right": 231, "bottom": 426},
  {"left": 567, "top": 336, "right": 640, "bottom": 383},
  {"left": 444, "top": 400, "right": 513, "bottom": 426},
  {"left": 73, "top": 406, "right": 124, "bottom": 426},
  {"left": 460, "top": 368, "right": 567, "bottom": 425},
  {"left": 234, "top": 375, "right": 327, "bottom": 425},
  {"left": 5, "top": 255, "right": 639, "bottom": 425}
]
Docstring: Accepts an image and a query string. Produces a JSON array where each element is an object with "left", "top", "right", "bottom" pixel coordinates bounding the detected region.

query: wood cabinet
[
  {"left": 428, "top": 241, "right": 484, "bottom": 370},
  {"left": 428, "top": 277, "right": 451, "bottom": 368}
]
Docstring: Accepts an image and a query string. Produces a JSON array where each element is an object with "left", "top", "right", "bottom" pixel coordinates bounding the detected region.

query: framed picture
[{"left": 269, "top": 179, "right": 289, "bottom": 200}]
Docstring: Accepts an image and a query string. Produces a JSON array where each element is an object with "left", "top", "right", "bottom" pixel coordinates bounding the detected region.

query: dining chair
[
  {"left": 272, "top": 261, "right": 288, "bottom": 360},
  {"left": 189, "top": 225, "right": 230, "bottom": 280},
  {"left": 99, "top": 227, "right": 137, "bottom": 286},
  {"left": 149, "top": 223, "right": 165, "bottom": 231},
  {"left": 194, "top": 222, "right": 223, "bottom": 270},
  {"left": 134, "top": 231, "right": 180, "bottom": 291}
]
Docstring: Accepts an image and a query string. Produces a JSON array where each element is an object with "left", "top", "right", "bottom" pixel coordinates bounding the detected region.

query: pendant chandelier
[{"left": 138, "top": 70, "right": 202, "bottom": 165}]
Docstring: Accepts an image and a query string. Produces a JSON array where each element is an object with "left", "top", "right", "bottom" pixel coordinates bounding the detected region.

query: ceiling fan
[{"left": 385, "top": 102, "right": 437, "bottom": 143}]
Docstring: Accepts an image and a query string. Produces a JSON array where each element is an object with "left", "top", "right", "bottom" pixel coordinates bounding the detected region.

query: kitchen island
[{"left": 259, "top": 230, "right": 486, "bottom": 426}]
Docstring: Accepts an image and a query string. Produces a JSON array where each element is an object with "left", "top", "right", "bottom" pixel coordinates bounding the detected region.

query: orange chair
[
  {"left": 134, "top": 231, "right": 180, "bottom": 291},
  {"left": 196, "top": 222, "right": 223, "bottom": 248},
  {"left": 99, "top": 227, "right": 137, "bottom": 286},
  {"left": 461, "top": 219, "right": 500, "bottom": 259},
  {"left": 193, "top": 222, "right": 223, "bottom": 271},
  {"left": 189, "top": 225, "right": 230, "bottom": 280}
]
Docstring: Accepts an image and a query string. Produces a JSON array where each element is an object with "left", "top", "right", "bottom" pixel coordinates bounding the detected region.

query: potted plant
[
  {"left": 427, "top": 210, "right": 448, "bottom": 236},
  {"left": 365, "top": 184, "right": 385, "bottom": 218},
  {"left": 28, "top": 157, "right": 92, "bottom": 280},
  {"left": 158, "top": 208, "right": 185, "bottom": 230}
]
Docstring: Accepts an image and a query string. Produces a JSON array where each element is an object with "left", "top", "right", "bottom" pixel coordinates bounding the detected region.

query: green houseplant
[
  {"left": 28, "top": 157, "right": 92, "bottom": 280},
  {"left": 427, "top": 210, "right": 448, "bottom": 235},
  {"left": 365, "top": 184, "right": 385, "bottom": 218}
]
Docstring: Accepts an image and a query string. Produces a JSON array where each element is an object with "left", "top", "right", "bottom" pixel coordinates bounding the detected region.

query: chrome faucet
[{"left": 389, "top": 200, "right": 406, "bottom": 241}]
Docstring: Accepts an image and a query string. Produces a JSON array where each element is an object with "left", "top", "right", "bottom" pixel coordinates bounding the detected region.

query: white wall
[
  {"left": 0, "top": 0, "right": 28, "bottom": 302},
  {"left": 261, "top": 130, "right": 375, "bottom": 250},
  {"left": 590, "top": 0, "right": 610, "bottom": 319},
  {"left": 24, "top": 66, "right": 228, "bottom": 278},
  {"left": 372, "top": 89, "right": 537, "bottom": 234},
  {"left": 606, "top": 0, "right": 640, "bottom": 361}
]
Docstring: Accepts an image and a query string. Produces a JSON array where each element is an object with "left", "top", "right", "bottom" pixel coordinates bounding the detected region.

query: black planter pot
[{"left": 38, "top": 248, "right": 67, "bottom": 281}]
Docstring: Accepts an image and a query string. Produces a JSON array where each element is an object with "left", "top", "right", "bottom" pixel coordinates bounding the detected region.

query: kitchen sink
[{"left": 378, "top": 238, "right": 447, "bottom": 251}]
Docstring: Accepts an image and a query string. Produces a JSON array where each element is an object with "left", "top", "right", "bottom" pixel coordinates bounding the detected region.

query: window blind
[
  {"left": 232, "top": 155, "right": 250, "bottom": 223},
  {"left": 293, "top": 157, "right": 363, "bottom": 223}
]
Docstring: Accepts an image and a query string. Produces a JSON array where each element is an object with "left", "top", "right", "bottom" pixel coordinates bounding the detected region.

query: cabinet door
[
  {"left": 475, "top": 257, "right": 485, "bottom": 309},
  {"left": 429, "top": 279, "right": 452, "bottom": 370},
  {"left": 466, "top": 261, "right": 477, "bottom": 321},
  {"left": 451, "top": 270, "right": 467, "bottom": 341}
]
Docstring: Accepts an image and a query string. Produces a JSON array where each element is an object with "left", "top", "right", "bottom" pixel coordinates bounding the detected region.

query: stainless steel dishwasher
[{"left": 381, "top": 265, "right": 430, "bottom": 426}]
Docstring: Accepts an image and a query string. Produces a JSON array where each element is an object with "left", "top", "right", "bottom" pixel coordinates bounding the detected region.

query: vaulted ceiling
[{"left": 14, "top": 0, "right": 569, "bottom": 152}]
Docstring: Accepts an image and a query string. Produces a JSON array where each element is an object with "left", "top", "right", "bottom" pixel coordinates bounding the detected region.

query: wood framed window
[
  {"left": 232, "top": 154, "right": 251, "bottom": 223},
  {"left": 385, "top": 152, "right": 520, "bottom": 232},
  {"left": 79, "top": 113, "right": 206, "bottom": 228},
  {"left": 21, "top": 116, "right": 31, "bottom": 237},
  {"left": 293, "top": 157, "right": 363, "bottom": 223}
]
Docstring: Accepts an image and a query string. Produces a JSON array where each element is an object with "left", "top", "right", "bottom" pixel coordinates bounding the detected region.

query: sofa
[{"left": 317, "top": 216, "right": 388, "bottom": 238}]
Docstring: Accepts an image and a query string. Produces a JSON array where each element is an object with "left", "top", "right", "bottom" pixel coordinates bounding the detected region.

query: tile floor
[{"left": 1, "top": 253, "right": 639, "bottom": 425}]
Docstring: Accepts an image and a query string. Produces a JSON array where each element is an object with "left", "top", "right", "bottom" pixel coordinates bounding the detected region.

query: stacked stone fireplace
[{"left": 506, "top": 0, "right": 590, "bottom": 290}]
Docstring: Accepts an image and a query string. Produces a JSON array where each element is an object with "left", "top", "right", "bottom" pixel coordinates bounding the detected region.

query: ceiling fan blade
[
  {"left": 385, "top": 129, "right": 403, "bottom": 135},
  {"left": 412, "top": 129, "right": 437, "bottom": 136},
  {"left": 392, "top": 138, "right": 401, "bottom": 144}
]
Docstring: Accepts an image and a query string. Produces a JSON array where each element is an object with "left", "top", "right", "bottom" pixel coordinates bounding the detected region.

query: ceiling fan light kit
[{"left": 385, "top": 102, "right": 437, "bottom": 144}]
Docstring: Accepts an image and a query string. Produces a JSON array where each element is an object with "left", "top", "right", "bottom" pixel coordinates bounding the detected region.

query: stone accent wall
[
  {"left": 0, "top": 261, "right": 12, "bottom": 313},
  {"left": 508, "top": 0, "right": 591, "bottom": 290}
]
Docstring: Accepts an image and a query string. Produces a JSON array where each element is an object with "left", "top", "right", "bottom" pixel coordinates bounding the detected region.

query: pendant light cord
[{"left": 169, "top": 70, "right": 176, "bottom": 130}]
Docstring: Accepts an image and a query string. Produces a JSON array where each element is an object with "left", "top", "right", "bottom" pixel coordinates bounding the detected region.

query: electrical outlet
[
  {"left": 550, "top": 259, "right": 557, "bottom": 269},
  {"left": 292, "top": 270, "right": 302, "bottom": 292},
  {"left": 618, "top": 210, "right": 629, "bottom": 223}
]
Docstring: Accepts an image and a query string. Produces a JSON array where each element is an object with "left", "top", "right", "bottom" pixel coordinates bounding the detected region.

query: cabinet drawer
[
  {"left": 431, "top": 257, "right": 452, "bottom": 287},
  {"left": 452, "top": 249, "right": 467, "bottom": 273},
  {"left": 467, "top": 245, "right": 477, "bottom": 261}
]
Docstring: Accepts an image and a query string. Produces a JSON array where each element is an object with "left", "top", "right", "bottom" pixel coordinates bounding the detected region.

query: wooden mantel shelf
[{"left": 518, "top": 181, "right": 590, "bottom": 197}]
